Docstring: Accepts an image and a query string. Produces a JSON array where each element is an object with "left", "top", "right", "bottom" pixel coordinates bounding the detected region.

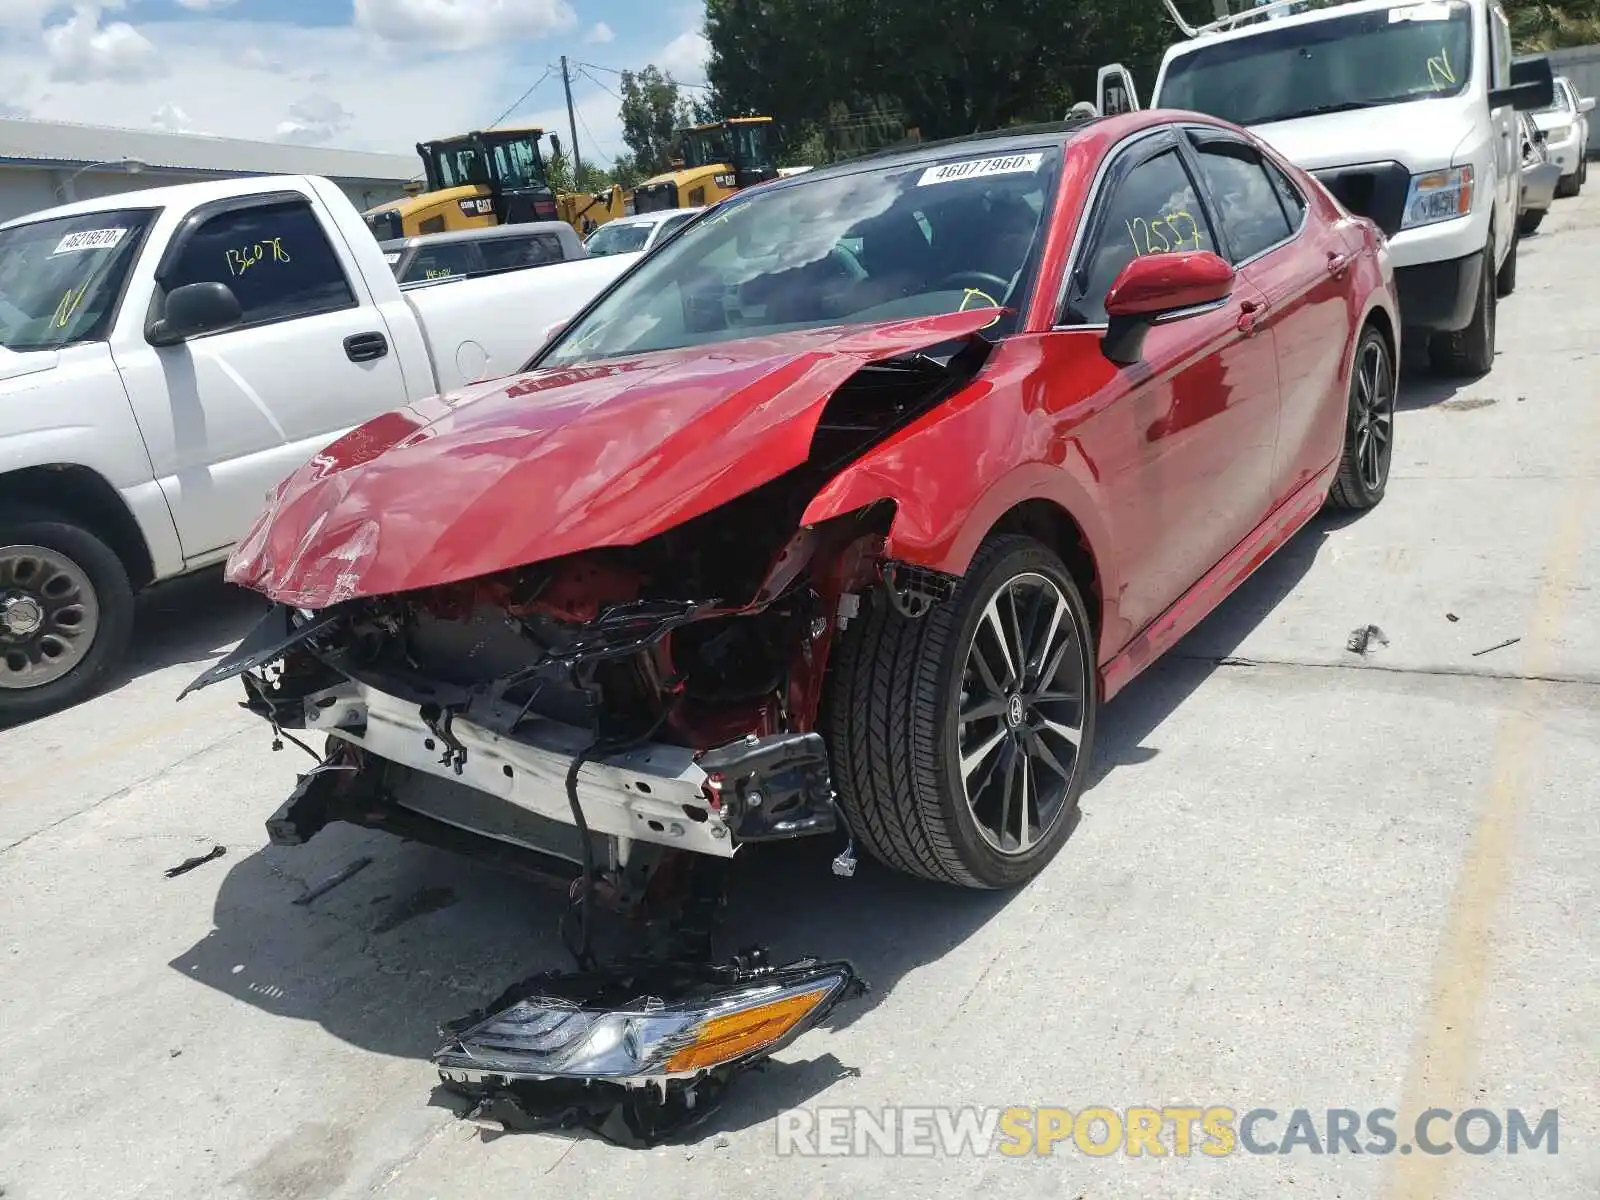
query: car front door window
[
  {"left": 1065, "top": 147, "right": 1216, "bottom": 325},
  {"left": 164, "top": 199, "right": 356, "bottom": 327}
]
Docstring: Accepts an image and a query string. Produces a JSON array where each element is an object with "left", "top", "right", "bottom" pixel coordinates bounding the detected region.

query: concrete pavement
[{"left": 1, "top": 189, "right": 1596, "bottom": 1200}]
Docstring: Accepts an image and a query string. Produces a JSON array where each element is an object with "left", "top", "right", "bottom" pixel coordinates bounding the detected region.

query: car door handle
[
  {"left": 1326, "top": 251, "right": 1352, "bottom": 278},
  {"left": 1237, "top": 299, "right": 1269, "bottom": 335},
  {"left": 344, "top": 332, "right": 388, "bottom": 363}
]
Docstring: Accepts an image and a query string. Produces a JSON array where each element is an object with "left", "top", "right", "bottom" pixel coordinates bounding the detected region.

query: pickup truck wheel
[
  {"left": 1518, "top": 209, "right": 1546, "bottom": 236},
  {"left": 0, "top": 511, "right": 134, "bottom": 723},
  {"left": 1555, "top": 170, "right": 1579, "bottom": 199},
  {"left": 825, "top": 535, "right": 1098, "bottom": 889},
  {"left": 1427, "top": 236, "right": 1496, "bottom": 377}
]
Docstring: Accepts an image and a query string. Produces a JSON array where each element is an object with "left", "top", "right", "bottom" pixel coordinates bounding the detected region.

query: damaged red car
[{"left": 185, "top": 111, "right": 1398, "bottom": 1134}]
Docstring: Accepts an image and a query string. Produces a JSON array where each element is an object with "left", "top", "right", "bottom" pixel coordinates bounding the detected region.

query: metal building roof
[{"left": 0, "top": 116, "right": 417, "bottom": 182}]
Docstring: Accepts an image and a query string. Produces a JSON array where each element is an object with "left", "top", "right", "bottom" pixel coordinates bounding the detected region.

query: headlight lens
[
  {"left": 1546, "top": 122, "right": 1573, "bottom": 143},
  {"left": 1401, "top": 166, "right": 1474, "bottom": 229},
  {"left": 434, "top": 967, "right": 854, "bottom": 1081}
]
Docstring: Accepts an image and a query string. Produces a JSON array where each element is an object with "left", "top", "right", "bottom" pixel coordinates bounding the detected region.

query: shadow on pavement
[
  {"left": 124, "top": 566, "right": 267, "bottom": 681},
  {"left": 168, "top": 505, "right": 1363, "bottom": 1142}
]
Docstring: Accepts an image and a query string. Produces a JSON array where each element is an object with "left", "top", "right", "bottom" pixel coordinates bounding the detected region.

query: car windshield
[
  {"left": 584, "top": 222, "right": 655, "bottom": 256},
  {"left": 543, "top": 145, "right": 1061, "bottom": 367},
  {"left": 1156, "top": 1, "right": 1474, "bottom": 126},
  {"left": 0, "top": 208, "right": 154, "bottom": 352}
]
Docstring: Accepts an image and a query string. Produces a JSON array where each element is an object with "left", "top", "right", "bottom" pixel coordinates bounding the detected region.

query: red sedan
[{"left": 194, "top": 110, "right": 1399, "bottom": 899}]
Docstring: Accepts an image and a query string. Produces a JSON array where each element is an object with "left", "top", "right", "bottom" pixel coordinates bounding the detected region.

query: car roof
[
  {"left": 1163, "top": 0, "right": 1447, "bottom": 59},
  {"left": 379, "top": 221, "right": 575, "bottom": 251},
  {"left": 605, "top": 207, "right": 708, "bottom": 229},
  {"left": 761, "top": 120, "right": 1101, "bottom": 187}
]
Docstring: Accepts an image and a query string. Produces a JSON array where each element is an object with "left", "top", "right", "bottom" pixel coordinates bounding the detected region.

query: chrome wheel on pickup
[{"left": 0, "top": 510, "right": 133, "bottom": 724}]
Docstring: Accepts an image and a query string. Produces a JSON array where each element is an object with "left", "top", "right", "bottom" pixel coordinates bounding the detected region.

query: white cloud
[
  {"left": 584, "top": 21, "right": 613, "bottom": 44},
  {"left": 237, "top": 45, "right": 281, "bottom": 72},
  {"left": 2, "top": 17, "right": 526, "bottom": 153},
  {"left": 44, "top": 4, "right": 165, "bottom": 84},
  {"left": 0, "top": 1, "right": 67, "bottom": 32},
  {"left": 150, "top": 101, "right": 192, "bottom": 131},
  {"left": 657, "top": 28, "right": 708, "bottom": 83},
  {"left": 275, "top": 93, "right": 355, "bottom": 146},
  {"left": 353, "top": 0, "right": 577, "bottom": 52},
  {"left": 173, "top": 0, "right": 237, "bottom": 9}
]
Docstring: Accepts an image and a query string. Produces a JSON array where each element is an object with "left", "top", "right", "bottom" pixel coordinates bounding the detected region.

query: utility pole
[{"left": 560, "top": 55, "right": 582, "bottom": 185}]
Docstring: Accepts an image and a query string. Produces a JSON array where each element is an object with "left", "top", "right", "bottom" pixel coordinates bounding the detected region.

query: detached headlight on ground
[
  {"left": 1402, "top": 166, "right": 1473, "bottom": 229},
  {"left": 434, "top": 958, "right": 863, "bottom": 1085}
]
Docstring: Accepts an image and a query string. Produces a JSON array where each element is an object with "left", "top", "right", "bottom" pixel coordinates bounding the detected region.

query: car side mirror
[
  {"left": 1581, "top": 96, "right": 1597, "bottom": 114},
  {"left": 1492, "top": 56, "right": 1555, "bottom": 111},
  {"left": 1101, "top": 251, "right": 1235, "bottom": 366},
  {"left": 147, "top": 281, "right": 243, "bottom": 346},
  {"left": 1534, "top": 128, "right": 1549, "bottom": 143}
]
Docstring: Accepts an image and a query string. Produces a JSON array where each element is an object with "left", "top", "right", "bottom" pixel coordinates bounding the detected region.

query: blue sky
[{"left": 0, "top": 1, "right": 712, "bottom": 161}]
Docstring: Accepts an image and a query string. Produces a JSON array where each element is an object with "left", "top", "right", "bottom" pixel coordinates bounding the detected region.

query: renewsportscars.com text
[{"left": 774, "top": 1106, "right": 1560, "bottom": 1158}]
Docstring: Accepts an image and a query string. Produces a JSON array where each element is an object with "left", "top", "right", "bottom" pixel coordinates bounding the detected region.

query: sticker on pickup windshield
[
  {"left": 52, "top": 227, "right": 128, "bottom": 254},
  {"left": 1390, "top": 3, "right": 1453, "bottom": 21},
  {"left": 917, "top": 153, "right": 1044, "bottom": 187}
]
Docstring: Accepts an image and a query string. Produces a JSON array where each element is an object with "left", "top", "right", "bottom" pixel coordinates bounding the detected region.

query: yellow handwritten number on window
[
  {"left": 1126, "top": 210, "right": 1205, "bottom": 256},
  {"left": 225, "top": 237, "right": 292, "bottom": 277},
  {"left": 1427, "top": 47, "right": 1457, "bottom": 90},
  {"left": 54, "top": 285, "right": 86, "bottom": 329}
]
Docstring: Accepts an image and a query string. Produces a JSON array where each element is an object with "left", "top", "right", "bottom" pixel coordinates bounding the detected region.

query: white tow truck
[
  {"left": 1093, "top": 0, "right": 1554, "bottom": 376},
  {"left": 0, "top": 174, "right": 640, "bottom": 722}
]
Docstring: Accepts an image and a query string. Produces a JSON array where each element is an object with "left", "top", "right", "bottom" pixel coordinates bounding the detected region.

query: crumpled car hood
[{"left": 226, "top": 310, "right": 1000, "bottom": 608}]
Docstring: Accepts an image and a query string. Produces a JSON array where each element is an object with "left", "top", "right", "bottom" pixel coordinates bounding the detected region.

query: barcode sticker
[{"left": 53, "top": 228, "right": 129, "bottom": 254}]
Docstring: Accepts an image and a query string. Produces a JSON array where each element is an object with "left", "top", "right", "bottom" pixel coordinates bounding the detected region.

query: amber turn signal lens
[{"left": 663, "top": 987, "right": 834, "bottom": 1073}]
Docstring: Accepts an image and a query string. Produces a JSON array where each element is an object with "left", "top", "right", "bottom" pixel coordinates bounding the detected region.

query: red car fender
[{"left": 801, "top": 334, "right": 1117, "bottom": 646}]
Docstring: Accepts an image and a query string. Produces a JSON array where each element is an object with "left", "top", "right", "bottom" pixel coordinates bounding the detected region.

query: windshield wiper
[{"left": 1264, "top": 100, "right": 1386, "bottom": 122}]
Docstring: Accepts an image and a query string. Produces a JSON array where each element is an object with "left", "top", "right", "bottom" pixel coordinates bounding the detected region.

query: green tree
[{"left": 619, "top": 65, "right": 694, "bottom": 175}]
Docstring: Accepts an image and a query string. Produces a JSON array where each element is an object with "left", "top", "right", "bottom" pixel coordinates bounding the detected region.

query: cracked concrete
[{"left": 0, "top": 189, "right": 1596, "bottom": 1200}]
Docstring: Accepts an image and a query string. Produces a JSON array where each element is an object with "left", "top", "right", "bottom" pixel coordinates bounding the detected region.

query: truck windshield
[
  {"left": 429, "top": 143, "right": 490, "bottom": 189},
  {"left": 1156, "top": 1, "right": 1474, "bottom": 126},
  {"left": 728, "top": 123, "right": 774, "bottom": 173},
  {"left": 680, "top": 129, "right": 725, "bottom": 168},
  {"left": 0, "top": 208, "right": 154, "bottom": 352},
  {"left": 542, "top": 145, "right": 1060, "bottom": 366}
]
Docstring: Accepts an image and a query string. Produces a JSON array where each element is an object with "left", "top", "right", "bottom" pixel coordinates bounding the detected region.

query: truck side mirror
[
  {"left": 147, "top": 281, "right": 244, "bottom": 346},
  {"left": 1493, "top": 56, "right": 1555, "bottom": 111}
]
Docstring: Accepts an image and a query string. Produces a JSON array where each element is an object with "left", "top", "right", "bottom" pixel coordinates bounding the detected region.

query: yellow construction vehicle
[
  {"left": 557, "top": 184, "right": 627, "bottom": 237},
  {"left": 362, "top": 125, "right": 560, "bottom": 241},
  {"left": 630, "top": 116, "right": 780, "bottom": 213}
]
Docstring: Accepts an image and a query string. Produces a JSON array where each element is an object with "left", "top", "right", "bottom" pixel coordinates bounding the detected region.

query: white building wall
[{"left": 0, "top": 165, "right": 409, "bottom": 225}]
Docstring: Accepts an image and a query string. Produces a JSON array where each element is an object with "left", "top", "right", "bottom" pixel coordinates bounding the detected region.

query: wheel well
[
  {"left": 1363, "top": 305, "right": 1398, "bottom": 376},
  {"left": 989, "top": 499, "right": 1102, "bottom": 637},
  {"left": 0, "top": 466, "right": 156, "bottom": 590}
]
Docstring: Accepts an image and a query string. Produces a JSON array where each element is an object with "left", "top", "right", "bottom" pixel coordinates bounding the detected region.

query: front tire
[
  {"left": 1327, "top": 325, "right": 1396, "bottom": 510},
  {"left": 1518, "top": 208, "right": 1546, "bottom": 236},
  {"left": 826, "top": 535, "right": 1098, "bottom": 889},
  {"left": 1555, "top": 169, "right": 1580, "bottom": 199},
  {"left": 1427, "top": 235, "right": 1496, "bottom": 377},
  {"left": 0, "top": 509, "right": 134, "bottom": 724},
  {"left": 1496, "top": 226, "right": 1518, "bottom": 296}
]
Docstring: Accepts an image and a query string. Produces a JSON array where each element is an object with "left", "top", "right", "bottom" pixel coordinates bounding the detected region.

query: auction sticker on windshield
[
  {"left": 1389, "top": 2, "right": 1453, "bottom": 20},
  {"left": 919, "top": 153, "right": 1044, "bottom": 187},
  {"left": 52, "top": 228, "right": 128, "bottom": 254}
]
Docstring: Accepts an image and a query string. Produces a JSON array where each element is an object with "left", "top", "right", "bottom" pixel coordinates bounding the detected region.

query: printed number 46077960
[{"left": 1126, "top": 211, "right": 1205, "bottom": 256}]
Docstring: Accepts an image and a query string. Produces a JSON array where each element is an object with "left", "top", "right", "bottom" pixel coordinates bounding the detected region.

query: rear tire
[
  {"left": 1327, "top": 325, "right": 1396, "bottom": 511},
  {"left": 1518, "top": 209, "right": 1546, "bottom": 236},
  {"left": 1427, "top": 235, "right": 1496, "bottom": 377},
  {"left": 0, "top": 509, "right": 134, "bottom": 724},
  {"left": 825, "top": 535, "right": 1098, "bottom": 889}
]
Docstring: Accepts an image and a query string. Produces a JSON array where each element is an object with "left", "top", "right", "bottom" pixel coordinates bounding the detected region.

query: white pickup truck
[{"left": 0, "top": 173, "right": 640, "bottom": 722}]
